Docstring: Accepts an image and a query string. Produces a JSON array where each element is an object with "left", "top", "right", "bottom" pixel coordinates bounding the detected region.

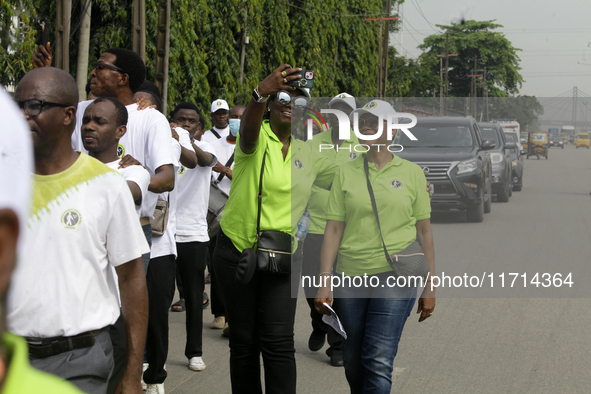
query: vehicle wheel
[
  {"left": 484, "top": 183, "right": 492, "bottom": 213},
  {"left": 497, "top": 184, "right": 510, "bottom": 202},
  {"left": 467, "top": 189, "right": 485, "bottom": 223},
  {"left": 537, "top": 154, "right": 540, "bottom": 160},
  {"left": 562, "top": 146, "right": 564, "bottom": 149},
  {"left": 508, "top": 186, "right": 513, "bottom": 197}
]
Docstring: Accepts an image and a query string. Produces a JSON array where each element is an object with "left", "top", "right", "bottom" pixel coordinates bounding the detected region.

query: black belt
[{"left": 26, "top": 326, "right": 109, "bottom": 358}]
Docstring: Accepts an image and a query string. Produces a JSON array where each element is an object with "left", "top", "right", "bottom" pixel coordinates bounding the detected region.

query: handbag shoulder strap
[
  {"left": 215, "top": 152, "right": 235, "bottom": 183},
  {"left": 255, "top": 150, "right": 267, "bottom": 241},
  {"left": 363, "top": 156, "right": 394, "bottom": 266},
  {"left": 209, "top": 128, "right": 222, "bottom": 139}
]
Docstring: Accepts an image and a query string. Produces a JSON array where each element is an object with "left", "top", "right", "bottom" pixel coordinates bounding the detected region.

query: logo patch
[
  {"left": 364, "top": 101, "right": 378, "bottom": 110},
  {"left": 349, "top": 152, "right": 357, "bottom": 160},
  {"left": 117, "top": 144, "right": 125, "bottom": 158},
  {"left": 216, "top": 100, "right": 223, "bottom": 107},
  {"left": 337, "top": 93, "right": 347, "bottom": 99},
  {"left": 389, "top": 178, "right": 404, "bottom": 189},
  {"left": 293, "top": 157, "right": 304, "bottom": 170},
  {"left": 61, "top": 209, "right": 82, "bottom": 229},
  {"left": 178, "top": 165, "right": 186, "bottom": 175}
]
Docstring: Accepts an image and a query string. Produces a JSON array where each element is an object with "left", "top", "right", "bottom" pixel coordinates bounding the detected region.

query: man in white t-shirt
[
  {"left": 210, "top": 105, "right": 244, "bottom": 194},
  {"left": 201, "top": 99, "right": 230, "bottom": 144},
  {"left": 9, "top": 67, "right": 149, "bottom": 394},
  {"left": 80, "top": 97, "right": 151, "bottom": 393},
  {"left": 170, "top": 102, "right": 217, "bottom": 371},
  {"left": 31, "top": 46, "right": 176, "bottom": 273}
]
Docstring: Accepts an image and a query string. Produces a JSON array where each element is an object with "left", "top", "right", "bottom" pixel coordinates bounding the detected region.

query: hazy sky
[{"left": 397, "top": 0, "right": 591, "bottom": 98}]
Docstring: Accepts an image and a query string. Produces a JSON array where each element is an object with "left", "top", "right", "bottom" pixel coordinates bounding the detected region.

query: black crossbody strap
[
  {"left": 210, "top": 129, "right": 222, "bottom": 139},
  {"left": 363, "top": 156, "right": 394, "bottom": 266},
  {"left": 255, "top": 151, "right": 267, "bottom": 243},
  {"left": 216, "top": 152, "right": 235, "bottom": 182}
]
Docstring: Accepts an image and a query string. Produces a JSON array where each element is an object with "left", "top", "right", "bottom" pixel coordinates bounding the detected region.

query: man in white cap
[
  {"left": 0, "top": 88, "right": 84, "bottom": 394},
  {"left": 202, "top": 99, "right": 230, "bottom": 144},
  {"left": 302, "top": 92, "right": 360, "bottom": 367}
]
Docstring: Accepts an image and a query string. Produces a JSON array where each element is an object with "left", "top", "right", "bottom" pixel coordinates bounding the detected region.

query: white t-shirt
[
  {"left": 201, "top": 125, "right": 229, "bottom": 145},
  {"left": 209, "top": 136, "right": 236, "bottom": 194},
  {"left": 105, "top": 161, "right": 151, "bottom": 218},
  {"left": 7, "top": 153, "right": 150, "bottom": 337},
  {"left": 150, "top": 130, "right": 195, "bottom": 258},
  {"left": 176, "top": 140, "right": 217, "bottom": 242},
  {"left": 72, "top": 101, "right": 175, "bottom": 219}
]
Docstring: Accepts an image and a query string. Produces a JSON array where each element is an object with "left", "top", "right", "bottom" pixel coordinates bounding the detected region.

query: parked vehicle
[
  {"left": 526, "top": 131, "right": 549, "bottom": 160},
  {"left": 395, "top": 117, "right": 494, "bottom": 223},
  {"left": 549, "top": 134, "right": 564, "bottom": 149},
  {"left": 575, "top": 132, "right": 590, "bottom": 149},
  {"left": 503, "top": 132, "right": 524, "bottom": 191},
  {"left": 479, "top": 123, "right": 514, "bottom": 202}
]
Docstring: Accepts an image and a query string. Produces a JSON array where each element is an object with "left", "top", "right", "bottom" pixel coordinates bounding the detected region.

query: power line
[{"left": 409, "top": 0, "right": 439, "bottom": 33}]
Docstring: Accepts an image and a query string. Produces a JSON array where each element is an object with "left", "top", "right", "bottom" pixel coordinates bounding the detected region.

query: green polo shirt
[
  {"left": 220, "top": 120, "right": 337, "bottom": 252},
  {"left": 326, "top": 154, "right": 431, "bottom": 276},
  {"left": 2, "top": 332, "right": 83, "bottom": 393},
  {"left": 306, "top": 129, "right": 361, "bottom": 234}
]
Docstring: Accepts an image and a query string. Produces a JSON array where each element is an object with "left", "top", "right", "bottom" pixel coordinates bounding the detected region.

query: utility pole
[
  {"left": 444, "top": 33, "right": 450, "bottom": 115},
  {"left": 132, "top": 0, "right": 146, "bottom": 61},
  {"left": 55, "top": 0, "right": 71, "bottom": 72},
  {"left": 239, "top": 6, "right": 248, "bottom": 83},
  {"left": 75, "top": 0, "right": 92, "bottom": 99},
  {"left": 484, "top": 68, "right": 488, "bottom": 122},
  {"left": 364, "top": 13, "right": 398, "bottom": 98},
  {"left": 154, "top": 0, "right": 171, "bottom": 114},
  {"left": 439, "top": 57, "right": 443, "bottom": 114},
  {"left": 572, "top": 86, "right": 578, "bottom": 132}
]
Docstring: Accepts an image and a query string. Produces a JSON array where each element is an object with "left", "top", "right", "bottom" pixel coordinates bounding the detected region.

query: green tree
[
  {"left": 489, "top": 95, "right": 544, "bottom": 131},
  {"left": 418, "top": 20, "right": 524, "bottom": 98},
  {"left": 386, "top": 51, "right": 440, "bottom": 97}
]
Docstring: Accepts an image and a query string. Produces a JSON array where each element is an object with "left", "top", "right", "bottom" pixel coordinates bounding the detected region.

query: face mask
[{"left": 229, "top": 118, "right": 240, "bottom": 136}]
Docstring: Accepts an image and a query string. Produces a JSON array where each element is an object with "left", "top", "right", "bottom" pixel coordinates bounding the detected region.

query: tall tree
[{"left": 418, "top": 20, "right": 524, "bottom": 98}]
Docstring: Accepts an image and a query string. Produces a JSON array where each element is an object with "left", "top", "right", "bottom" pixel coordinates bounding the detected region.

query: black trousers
[
  {"left": 209, "top": 235, "right": 225, "bottom": 318},
  {"left": 214, "top": 228, "right": 298, "bottom": 394},
  {"left": 176, "top": 241, "right": 208, "bottom": 358},
  {"left": 301, "top": 233, "right": 343, "bottom": 355},
  {"left": 107, "top": 313, "right": 127, "bottom": 394},
  {"left": 144, "top": 254, "right": 176, "bottom": 384}
]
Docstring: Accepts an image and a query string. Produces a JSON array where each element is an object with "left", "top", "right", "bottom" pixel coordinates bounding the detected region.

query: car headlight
[
  {"left": 512, "top": 161, "right": 517, "bottom": 168},
  {"left": 491, "top": 153, "right": 504, "bottom": 164},
  {"left": 457, "top": 158, "right": 478, "bottom": 174}
]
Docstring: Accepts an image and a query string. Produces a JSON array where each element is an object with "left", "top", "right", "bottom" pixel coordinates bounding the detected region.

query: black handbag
[
  {"left": 363, "top": 156, "right": 430, "bottom": 280},
  {"left": 234, "top": 151, "right": 292, "bottom": 284}
]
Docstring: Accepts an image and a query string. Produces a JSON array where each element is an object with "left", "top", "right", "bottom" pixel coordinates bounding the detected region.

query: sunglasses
[
  {"left": 96, "top": 61, "right": 125, "bottom": 73},
  {"left": 358, "top": 116, "right": 381, "bottom": 129},
  {"left": 277, "top": 91, "right": 308, "bottom": 107},
  {"left": 15, "top": 99, "right": 70, "bottom": 117}
]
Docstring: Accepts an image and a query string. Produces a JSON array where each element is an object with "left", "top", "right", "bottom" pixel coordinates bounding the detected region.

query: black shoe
[
  {"left": 330, "top": 353, "right": 344, "bottom": 367},
  {"left": 308, "top": 330, "right": 326, "bottom": 352},
  {"left": 203, "top": 292, "right": 209, "bottom": 309}
]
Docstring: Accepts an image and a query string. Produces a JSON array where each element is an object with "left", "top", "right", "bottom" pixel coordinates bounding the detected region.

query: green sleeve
[
  {"left": 312, "top": 152, "right": 338, "bottom": 190},
  {"left": 412, "top": 166, "right": 431, "bottom": 221}
]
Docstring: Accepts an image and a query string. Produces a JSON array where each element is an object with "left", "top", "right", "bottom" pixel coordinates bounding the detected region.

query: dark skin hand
[
  {"left": 169, "top": 123, "right": 198, "bottom": 168},
  {"left": 212, "top": 162, "right": 232, "bottom": 180},
  {"left": 239, "top": 64, "right": 302, "bottom": 155},
  {"left": 114, "top": 257, "right": 148, "bottom": 394},
  {"left": 31, "top": 43, "right": 52, "bottom": 68}
]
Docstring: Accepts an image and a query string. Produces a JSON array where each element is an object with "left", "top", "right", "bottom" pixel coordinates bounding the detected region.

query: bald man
[{"left": 8, "top": 67, "right": 149, "bottom": 394}]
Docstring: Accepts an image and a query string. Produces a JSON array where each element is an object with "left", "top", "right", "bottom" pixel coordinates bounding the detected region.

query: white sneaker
[
  {"left": 210, "top": 316, "right": 225, "bottom": 329},
  {"left": 189, "top": 356, "right": 206, "bottom": 371},
  {"left": 141, "top": 363, "right": 148, "bottom": 391},
  {"left": 145, "top": 383, "right": 165, "bottom": 394}
]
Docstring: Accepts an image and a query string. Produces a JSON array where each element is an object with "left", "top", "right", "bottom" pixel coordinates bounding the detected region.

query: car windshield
[
  {"left": 531, "top": 133, "right": 547, "bottom": 142},
  {"left": 551, "top": 135, "right": 561, "bottom": 141},
  {"left": 393, "top": 124, "right": 473, "bottom": 147},
  {"left": 580, "top": 134, "right": 590, "bottom": 140},
  {"left": 520, "top": 132, "right": 528, "bottom": 142},
  {"left": 504, "top": 133, "right": 517, "bottom": 143},
  {"left": 480, "top": 127, "right": 500, "bottom": 145}
]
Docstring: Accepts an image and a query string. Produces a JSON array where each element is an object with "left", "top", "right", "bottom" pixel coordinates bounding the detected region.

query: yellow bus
[{"left": 576, "top": 133, "right": 590, "bottom": 149}]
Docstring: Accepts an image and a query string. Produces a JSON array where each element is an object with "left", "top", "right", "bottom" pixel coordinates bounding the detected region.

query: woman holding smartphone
[
  {"left": 213, "top": 65, "right": 336, "bottom": 393},
  {"left": 315, "top": 100, "right": 436, "bottom": 394}
]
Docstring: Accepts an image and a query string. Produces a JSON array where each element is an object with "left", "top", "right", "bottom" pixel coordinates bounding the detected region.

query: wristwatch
[{"left": 252, "top": 86, "right": 269, "bottom": 103}]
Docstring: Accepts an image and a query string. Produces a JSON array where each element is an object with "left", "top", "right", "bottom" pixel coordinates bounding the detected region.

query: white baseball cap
[
  {"left": 329, "top": 93, "right": 356, "bottom": 111},
  {"left": 0, "top": 88, "right": 33, "bottom": 254},
  {"left": 297, "top": 87, "right": 311, "bottom": 99},
  {"left": 210, "top": 99, "right": 230, "bottom": 113},
  {"left": 349, "top": 99, "right": 397, "bottom": 124}
]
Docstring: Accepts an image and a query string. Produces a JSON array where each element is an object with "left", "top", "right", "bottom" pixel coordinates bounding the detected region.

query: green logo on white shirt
[{"left": 61, "top": 209, "right": 82, "bottom": 229}]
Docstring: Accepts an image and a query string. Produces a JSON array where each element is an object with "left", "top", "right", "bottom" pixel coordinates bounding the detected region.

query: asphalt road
[{"left": 163, "top": 143, "right": 591, "bottom": 393}]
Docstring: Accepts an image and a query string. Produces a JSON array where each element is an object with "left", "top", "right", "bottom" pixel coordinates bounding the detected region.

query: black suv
[
  {"left": 478, "top": 123, "right": 516, "bottom": 202},
  {"left": 395, "top": 117, "right": 495, "bottom": 222}
]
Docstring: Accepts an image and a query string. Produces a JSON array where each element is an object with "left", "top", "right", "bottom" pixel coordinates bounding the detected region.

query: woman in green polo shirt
[
  {"left": 213, "top": 65, "right": 336, "bottom": 394},
  {"left": 315, "top": 100, "right": 436, "bottom": 394}
]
